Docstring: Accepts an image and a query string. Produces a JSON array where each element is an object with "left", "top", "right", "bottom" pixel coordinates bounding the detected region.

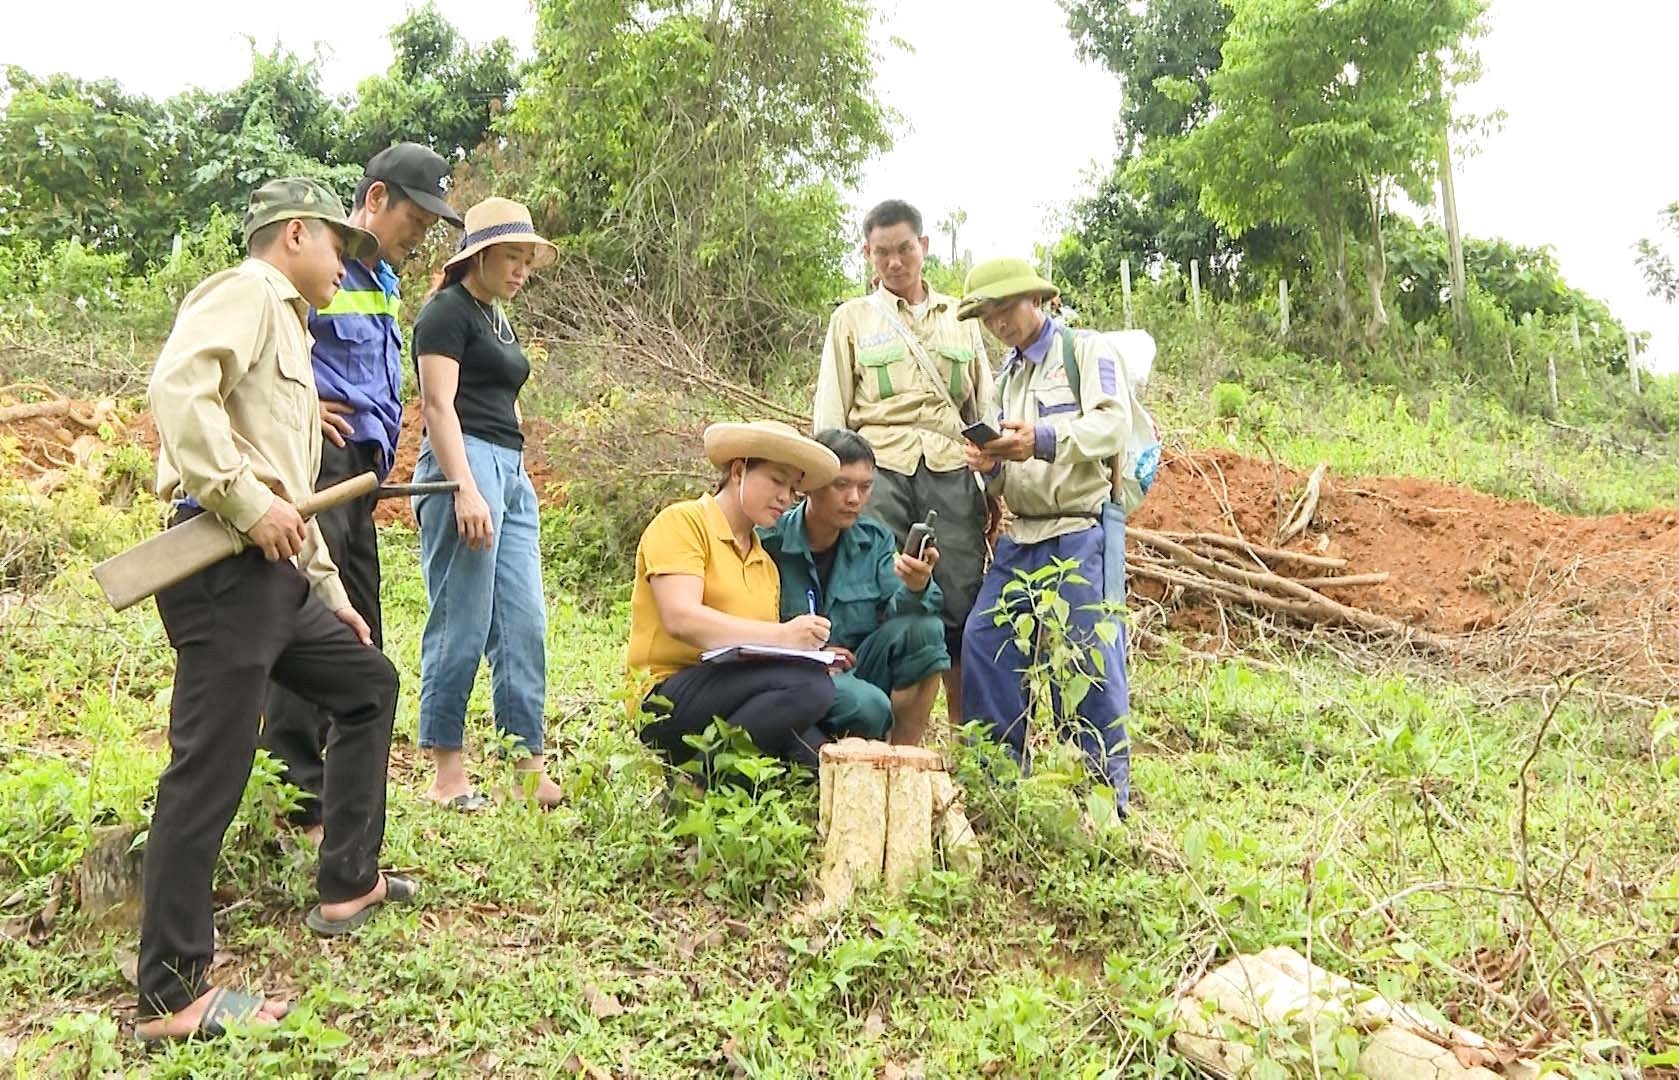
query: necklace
[{"left": 472, "top": 295, "right": 516, "bottom": 346}]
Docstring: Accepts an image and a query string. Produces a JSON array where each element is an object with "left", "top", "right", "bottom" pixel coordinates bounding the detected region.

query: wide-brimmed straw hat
[
  {"left": 703, "top": 421, "right": 841, "bottom": 489},
  {"left": 443, "top": 197, "right": 558, "bottom": 271},
  {"left": 956, "top": 256, "right": 1059, "bottom": 321}
]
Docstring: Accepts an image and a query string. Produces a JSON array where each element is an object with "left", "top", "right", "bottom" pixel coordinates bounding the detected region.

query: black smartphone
[
  {"left": 962, "top": 420, "right": 1002, "bottom": 445},
  {"left": 905, "top": 510, "right": 938, "bottom": 560}
]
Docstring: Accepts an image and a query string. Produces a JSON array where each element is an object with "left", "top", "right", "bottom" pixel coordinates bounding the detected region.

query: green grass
[
  {"left": 1140, "top": 311, "right": 1679, "bottom": 517},
  {"left": 3, "top": 463, "right": 1676, "bottom": 1076}
]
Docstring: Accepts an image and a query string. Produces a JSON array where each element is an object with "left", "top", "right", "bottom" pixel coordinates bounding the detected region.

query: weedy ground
[{"left": 3, "top": 474, "right": 1676, "bottom": 1077}]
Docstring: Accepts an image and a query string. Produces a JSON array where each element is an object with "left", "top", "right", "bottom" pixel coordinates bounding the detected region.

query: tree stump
[
  {"left": 1174, "top": 947, "right": 1539, "bottom": 1079},
  {"left": 73, "top": 824, "right": 145, "bottom": 927},
  {"left": 817, "top": 739, "right": 980, "bottom": 907}
]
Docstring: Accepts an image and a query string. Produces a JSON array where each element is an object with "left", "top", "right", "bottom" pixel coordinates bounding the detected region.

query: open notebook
[{"left": 699, "top": 644, "right": 837, "bottom": 666}]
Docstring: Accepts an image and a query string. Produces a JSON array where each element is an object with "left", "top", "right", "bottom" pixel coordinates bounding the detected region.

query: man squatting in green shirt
[{"left": 759, "top": 430, "right": 950, "bottom": 744}]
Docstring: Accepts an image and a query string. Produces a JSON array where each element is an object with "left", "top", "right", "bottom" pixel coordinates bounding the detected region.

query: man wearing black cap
[{"left": 262, "top": 143, "right": 463, "bottom": 843}]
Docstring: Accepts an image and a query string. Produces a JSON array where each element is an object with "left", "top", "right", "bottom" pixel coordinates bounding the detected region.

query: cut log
[
  {"left": 1294, "top": 571, "right": 1390, "bottom": 589},
  {"left": 1173, "top": 947, "right": 1539, "bottom": 1080},
  {"left": 1277, "top": 462, "right": 1328, "bottom": 544},
  {"left": 1127, "top": 526, "right": 1452, "bottom": 653},
  {"left": 73, "top": 824, "right": 145, "bottom": 927},
  {"left": 1153, "top": 531, "right": 1348, "bottom": 570},
  {"left": 817, "top": 739, "right": 980, "bottom": 908}
]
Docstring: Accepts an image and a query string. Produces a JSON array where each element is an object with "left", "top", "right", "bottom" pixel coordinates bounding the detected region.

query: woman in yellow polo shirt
[{"left": 628, "top": 421, "right": 841, "bottom": 768}]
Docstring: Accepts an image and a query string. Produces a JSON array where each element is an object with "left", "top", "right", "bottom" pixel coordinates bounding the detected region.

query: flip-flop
[
  {"left": 428, "top": 792, "right": 490, "bottom": 812},
  {"left": 135, "top": 987, "right": 277, "bottom": 1044},
  {"left": 304, "top": 873, "right": 419, "bottom": 938}
]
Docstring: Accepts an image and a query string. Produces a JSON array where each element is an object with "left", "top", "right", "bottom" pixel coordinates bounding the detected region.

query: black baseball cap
[{"left": 363, "top": 142, "right": 464, "bottom": 228}]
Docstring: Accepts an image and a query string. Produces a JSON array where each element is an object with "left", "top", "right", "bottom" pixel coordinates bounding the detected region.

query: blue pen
[{"left": 806, "top": 588, "right": 818, "bottom": 616}]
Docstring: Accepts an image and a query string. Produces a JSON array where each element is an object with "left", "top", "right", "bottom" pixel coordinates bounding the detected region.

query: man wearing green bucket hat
[
  {"left": 136, "top": 178, "right": 411, "bottom": 1042},
  {"left": 956, "top": 256, "right": 1132, "bottom": 812},
  {"left": 813, "top": 200, "right": 993, "bottom": 727}
]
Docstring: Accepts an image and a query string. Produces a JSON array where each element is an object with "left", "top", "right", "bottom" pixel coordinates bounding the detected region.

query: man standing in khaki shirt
[
  {"left": 813, "top": 199, "right": 991, "bottom": 724},
  {"left": 136, "top": 179, "right": 413, "bottom": 1043}
]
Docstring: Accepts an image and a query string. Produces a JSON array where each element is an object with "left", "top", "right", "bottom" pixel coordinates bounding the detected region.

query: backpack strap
[{"left": 1057, "top": 326, "right": 1082, "bottom": 408}]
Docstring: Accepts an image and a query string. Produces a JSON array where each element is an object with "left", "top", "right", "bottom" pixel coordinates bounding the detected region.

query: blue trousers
[
  {"left": 961, "top": 506, "right": 1130, "bottom": 808},
  {"left": 413, "top": 435, "right": 548, "bottom": 754}
]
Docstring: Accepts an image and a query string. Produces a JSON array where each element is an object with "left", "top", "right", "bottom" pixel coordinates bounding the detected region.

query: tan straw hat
[
  {"left": 443, "top": 197, "right": 558, "bottom": 271},
  {"left": 703, "top": 421, "right": 841, "bottom": 489}
]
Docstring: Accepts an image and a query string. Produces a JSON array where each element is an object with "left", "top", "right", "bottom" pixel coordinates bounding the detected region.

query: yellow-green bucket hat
[{"left": 956, "top": 257, "right": 1058, "bottom": 321}]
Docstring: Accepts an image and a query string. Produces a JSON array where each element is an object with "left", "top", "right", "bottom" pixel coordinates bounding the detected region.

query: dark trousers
[
  {"left": 866, "top": 462, "right": 987, "bottom": 658},
  {"left": 640, "top": 661, "right": 836, "bottom": 770},
  {"left": 261, "top": 439, "right": 384, "bottom": 826},
  {"left": 140, "top": 544, "right": 399, "bottom": 1018}
]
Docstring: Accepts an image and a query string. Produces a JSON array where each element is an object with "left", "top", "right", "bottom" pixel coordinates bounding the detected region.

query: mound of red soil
[
  {"left": 11, "top": 396, "right": 1675, "bottom": 692},
  {"left": 1132, "top": 449, "right": 1679, "bottom": 636},
  {"left": 373, "top": 403, "right": 562, "bottom": 527}
]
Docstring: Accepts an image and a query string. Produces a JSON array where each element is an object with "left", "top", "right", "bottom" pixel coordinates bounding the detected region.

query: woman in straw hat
[
  {"left": 627, "top": 421, "right": 843, "bottom": 771},
  {"left": 410, "top": 197, "right": 562, "bottom": 810}
]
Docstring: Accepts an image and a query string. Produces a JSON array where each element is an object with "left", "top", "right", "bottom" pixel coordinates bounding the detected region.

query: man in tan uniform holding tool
[
  {"left": 136, "top": 178, "right": 412, "bottom": 1043},
  {"left": 814, "top": 199, "right": 992, "bottom": 726}
]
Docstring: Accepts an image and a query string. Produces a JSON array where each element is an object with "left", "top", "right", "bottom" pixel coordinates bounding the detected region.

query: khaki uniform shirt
[
  {"left": 148, "top": 258, "right": 350, "bottom": 614},
  {"left": 989, "top": 320, "right": 1131, "bottom": 545},
  {"left": 813, "top": 283, "right": 992, "bottom": 475}
]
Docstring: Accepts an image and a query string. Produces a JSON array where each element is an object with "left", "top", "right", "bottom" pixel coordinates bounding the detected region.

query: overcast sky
[{"left": 4, "top": 0, "right": 1675, "bottom": 371}]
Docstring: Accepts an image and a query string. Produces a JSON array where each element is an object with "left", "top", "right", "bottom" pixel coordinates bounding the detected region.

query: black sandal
[{"left": 304, "top": 874, "right": 420, "bottom": 937}]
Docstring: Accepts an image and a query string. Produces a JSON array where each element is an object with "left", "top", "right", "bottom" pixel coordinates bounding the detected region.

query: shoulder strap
[
  {"left": 1058, "top": 326, "right": 1082, "bottom": 408},
  {"left": 867, "top": 293, "right": 974, "bottom": 422}
]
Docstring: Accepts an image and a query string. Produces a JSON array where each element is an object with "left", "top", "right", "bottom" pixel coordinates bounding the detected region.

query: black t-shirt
[
  {"left": 812, "top": 543, "right": 839, "bottom": 597},
  {"left": 411, "top": 283, "right": 529, "bottom": 451}
]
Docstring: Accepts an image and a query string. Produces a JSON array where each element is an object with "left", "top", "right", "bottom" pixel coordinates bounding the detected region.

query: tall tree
[
  {"left": 1057, "top": 0, "right": 1263, "bottom": 293},
  {"left": 341, "top": 4, "right": 522, "bottom": 163},
  {"left": 508, "top": 0, "right": 891, "bottom": 362},
  {"left": 0, "top": 68, "right": 173, "bottom": 264},
  {"left": 938, "top": 208, "right": 968, "bottom": 266},
  {"left": 1635, "top": 202, "right": 1679, "bottom": 305},
  {"left": 1177, "top": 0, "right": 1486, "bottom": 337},
  {"left": 162, "top": 44, "right": 359, "bottom": 239}
]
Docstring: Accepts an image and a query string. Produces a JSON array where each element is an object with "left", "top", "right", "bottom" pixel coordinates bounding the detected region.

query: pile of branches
[
  {"left": 1474, "top": 548, "right": 1679, "bottom": 705},
  {"left": 1126, "top": 526, "right": 1453, "bottom": 655}
]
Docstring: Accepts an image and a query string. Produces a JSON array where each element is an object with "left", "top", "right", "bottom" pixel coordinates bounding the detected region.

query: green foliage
[
  {"left": 1384, "top": 216, "right": 1628, "bottom": 368},
  {"left": 1210, "top": 381, "right": 1249, "bottom": 420},
  {"left": 1635, "top": 200, "right": 1679, "bottom": 304},
  {"left": 0, "top": 210, "right": 238, "bottom": 392},
  {"left": 340, "top": 3, "right": 522, "bottom": 163},
  {"left": 508, "top": 0, "right": 891, "bottom": 364},
  {"left": 0, "top": 67, "right": 170, "bottom": 263},
  {"left": 1, "top": 8, "right": 505, "bottom": 277},
  {"left": 664, "top": 723, "right": 814, "bottom": 905},
  {"left": 1057, "top": 0, "right": 1293, "bottom": 293},
  {"left": 1178, "top": 0, "right": 1486, "bottom": 331}
]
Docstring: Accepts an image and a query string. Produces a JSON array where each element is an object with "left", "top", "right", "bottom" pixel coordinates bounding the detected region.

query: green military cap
[
  {"left": 242, "top": 177, "right": 380, "bottom": 259},
  {"left": 956, "top": 256, "right": 1059, "bottom": 321}
]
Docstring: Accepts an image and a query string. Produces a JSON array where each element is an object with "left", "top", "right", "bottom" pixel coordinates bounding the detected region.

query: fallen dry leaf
[
  {"left": 561, "top": 1054, "right": 613, "bottom": 1080},
  {"left": 583, "top": 984, "right": 626, "bottom": 1019},
  {"left": 862, "top": 1010, "right": 886, "bottom": 1039}
]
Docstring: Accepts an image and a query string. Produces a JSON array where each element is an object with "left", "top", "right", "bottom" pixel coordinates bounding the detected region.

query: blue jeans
[
  {"left": 413, "top": 436, "right": 548, "bottom": 754},
  {"left": 961, "top": 509, "right": 1130, "bottom": 810}
]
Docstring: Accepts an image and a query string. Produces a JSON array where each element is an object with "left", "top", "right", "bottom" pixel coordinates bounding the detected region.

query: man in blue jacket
[
  {"left": 262, "top": 144, "right": 462, "bottom": 841},
  {"left": 760, "top": 429, "right": 949, "bottom": 744}
]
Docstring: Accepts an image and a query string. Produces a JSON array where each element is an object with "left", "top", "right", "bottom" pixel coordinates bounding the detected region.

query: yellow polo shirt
[{"left": 626, "top": 494, "right": 782, "bottom": 699}]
